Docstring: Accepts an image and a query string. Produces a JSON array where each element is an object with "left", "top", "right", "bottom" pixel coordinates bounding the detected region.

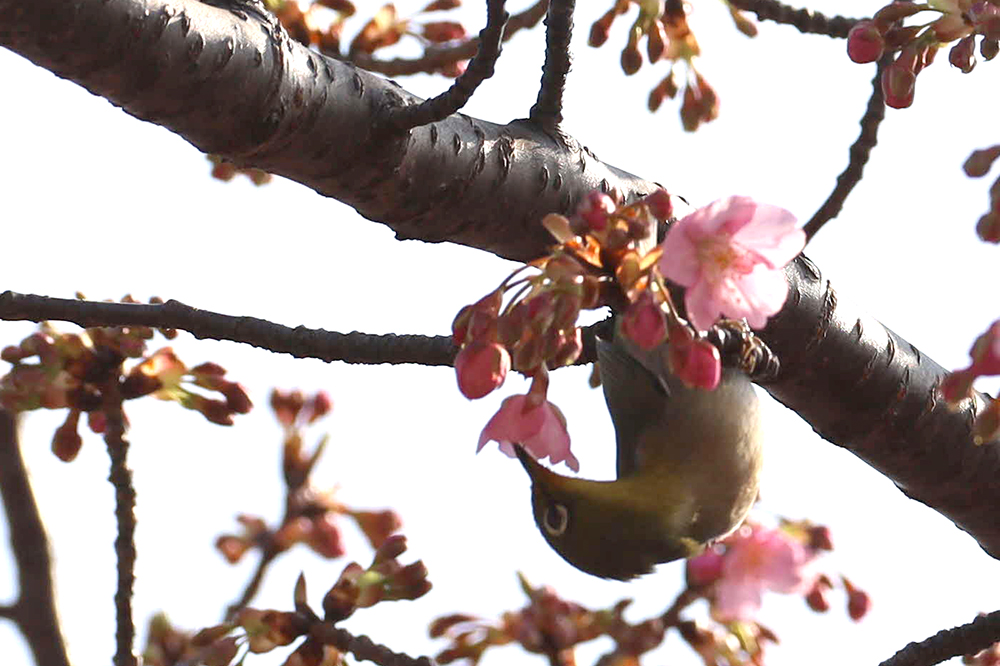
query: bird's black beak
[{"left": 512, "top": 444, "right": 534, "bottom": 471}]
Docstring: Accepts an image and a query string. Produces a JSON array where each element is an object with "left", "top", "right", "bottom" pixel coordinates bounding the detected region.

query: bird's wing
[{"left": 596, "top": 336, "right": 670, "bottom": 479}]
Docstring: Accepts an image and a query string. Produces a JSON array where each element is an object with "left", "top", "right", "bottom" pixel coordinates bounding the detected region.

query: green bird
[{"left": 516, "top": 332, "right": 763, "bottom": 580}]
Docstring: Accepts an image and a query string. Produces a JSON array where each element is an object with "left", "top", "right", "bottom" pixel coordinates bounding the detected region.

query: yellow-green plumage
[{"left": 517, "top": 332, "right": 762, "bottom": 581}]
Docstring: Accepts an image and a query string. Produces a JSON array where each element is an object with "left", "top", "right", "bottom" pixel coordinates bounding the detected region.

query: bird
[{"left": 515, "top": 330, "right": 763, "bottom": 580}]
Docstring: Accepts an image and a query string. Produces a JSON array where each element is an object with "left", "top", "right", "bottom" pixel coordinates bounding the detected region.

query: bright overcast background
[{"left": 2, "top": 1, "right": 999, "bottom": 665}]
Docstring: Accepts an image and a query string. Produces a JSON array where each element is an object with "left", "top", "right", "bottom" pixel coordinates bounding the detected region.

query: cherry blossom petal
[{"left": 477, "top": 395, "right": 576, "bottom": 471}]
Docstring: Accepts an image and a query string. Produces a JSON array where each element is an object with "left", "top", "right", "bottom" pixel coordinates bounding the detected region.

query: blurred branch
[
  {"left": 311, "top": 623, "right": 434, "bottom": 666},
  {"left": 879, "top": 610, "right": 1000, "bottom": 666},
  {"left": 0, "top": 409, "right": 71, "bottom": 666},
  {"left": 729, "top": 0, "right": 858, "bottom": 37},
  {"left": 101, "top": 379, "right": 138, "bottom": 666},
  {"left": 803, "top": 55, "right": 888, "bottom": 242},
  {"left": 349, "top": 0, "right": 548, "bottom": 76}
]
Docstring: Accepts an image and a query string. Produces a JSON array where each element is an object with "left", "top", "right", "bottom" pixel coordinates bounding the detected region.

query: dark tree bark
[{"left": 2, "top": 0, "right": 998, "bottom": 562}]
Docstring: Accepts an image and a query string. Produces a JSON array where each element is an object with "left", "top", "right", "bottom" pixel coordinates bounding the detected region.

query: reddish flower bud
[
  {"left": 805, "top": 584, "right": 831, "bottom": 612},
  {"left": 621, "top": 41, "right": 643, "bottom": 75},
  {"left": 950, "top": 34, "right": 978, "bottom": 72},
  {"left": 964, "top": 145, "right": 1000, "bottom": 177},
  {"left": 454, "top": 341, "right": 510, "bottom": 399},
  {"left": 589, "top": 11, "right": 615, "bottom": 47},
  {"left": 577, "top": 190, "right": 616, "bottom": 232},
  {"left": 847, "top": 20, "right": 885, "bottom": 63},
  {"left": 51, "top": 409, "right": 83, "bottom": 462},
  {"left": 983, "top": 38, "right": 999, "bottom": 61},
  {"left": 881, "top": 58, "right": 916, "bottom": 109},
  {"left": 808, "top": 525, "right": 834, "bottom": 551},
  {"left": 622, "top": 292, "right": 667, "bottom": 351},
  {"left": 844, "top": 579, "right": 872, "bottom": 621},
  {"left": 940, "top": 368, "right": 976, "bottom": 404},
  {"left": 668, "top": 328, "right": 721, "bottom": 390},
  {"left": 216, "top": 535, "right": 251, "bottom": 564},
  {"left": 644, "top": 188, "right": 673, "bottom": 221},
  {"left": 647, "top": 22, "right": 666, "bottom": 62},
  {"left": 977, "top": 212, "right": 1000, "bottom": 243}
]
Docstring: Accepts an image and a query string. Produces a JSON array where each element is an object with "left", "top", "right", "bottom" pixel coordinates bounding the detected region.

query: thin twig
[
  {"left": 728, "top": 0, "right": 859, "bottom": 37},
  {"left": 529, "top": 0, "right": 575, "bottom": 131},
  {"left": 0, "top": 291, "right": 456, "bottom": 367},
  {"left": 385, "top": 0, "right": 509, "bottom": 131},
  {"left": 803, "top": 56, "right": 888, "bottom": 242},
  {"left": 347, "top": 0, "right": 548, "bottom": 76},
  {"left": 0, "top": 409, "right": 71, "bottom": 666},
  {"left": 879, "top": 610, "right": 1000, "bottom": 666},
  {"left": 225, "top": 548, "right": 279, "bottom": 620},
  {"left": 660, "top": 587, "right": 699, "bottom": 627},
  {"left": 101, "top": 378, "right": 138, "bottom": 666}
]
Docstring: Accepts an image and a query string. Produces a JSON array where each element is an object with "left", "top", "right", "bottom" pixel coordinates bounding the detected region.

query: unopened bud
[{"left": 847, "top": 20, "right": 884, "bottom": 63}]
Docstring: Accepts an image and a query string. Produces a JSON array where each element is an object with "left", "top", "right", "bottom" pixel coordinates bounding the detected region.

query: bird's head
[{"left": 514, "top": 445, "right": 703, "bottom": 581}]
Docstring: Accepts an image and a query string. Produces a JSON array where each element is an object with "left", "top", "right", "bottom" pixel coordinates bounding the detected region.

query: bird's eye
[{"left": 542, "top": 502, "right": 569, "bottom": 536}]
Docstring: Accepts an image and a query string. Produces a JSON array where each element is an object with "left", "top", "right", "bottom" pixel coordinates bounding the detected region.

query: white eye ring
[{"left": 542, "top": 503, "right": 569, "bottom": 536}]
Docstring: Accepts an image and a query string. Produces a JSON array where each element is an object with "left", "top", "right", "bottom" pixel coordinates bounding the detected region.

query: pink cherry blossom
[
  {"left": 659, "top": 196, "right": 805, "bottom": 331},
  {"left": 477, "top": 394, "right": 578, "bottom": 471},
  {"left": 713, "top": 526, "right": 817, "bottom": 622}
]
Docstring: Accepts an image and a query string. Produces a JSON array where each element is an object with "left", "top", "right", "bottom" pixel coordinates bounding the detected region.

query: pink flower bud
[
  {"left": 576, "top": 190, "right": 616, "bottom": 232},
  {"left": 622, "top": 292, "right": 667, "bottom": 350},
  {"left": 454, "top": 341, "right": 510, "bottom": 399},
  {"left": 215, "top": 535, "right": 251, "bottom": 564},
  {"left": 644, "top": 188, "right": 673, "bottom": 221},
  {"left": 421, "top": 20, "right": 466, "bottom": 43},
  {"left": 805, "top": 583, "right": 831, "bottom": 612},
  {"left": 621, "top": 41, "right": 642, "bottom": 75},
  {"left": 669, "top": 331, "right": 722, "bottom": 391},
  {"left": 686, "top": 548, "right": 725, "bottom": 587},
  {"left": 847, "top": 20, "right": 885, "bottom": 63},
  {"left": 881, "top": 58, "right": 916, "bottom": 109},
  {"left": 308, "top": 514, "right": 347, "bottom": 559}
]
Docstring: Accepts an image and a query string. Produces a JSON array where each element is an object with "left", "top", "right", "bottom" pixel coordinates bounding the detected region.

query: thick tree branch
[
  {"left": 0, "top": 0, "right": 649, "bottom": 264},
  {"left": 3, "top": 0, "right": 1000, "bottom": 565},
  {"left": 879, "top": 610, "right": 1000, "bottom": 666},
  {"left": 0, "top": 409, "right": 72, "bottom": 666}
]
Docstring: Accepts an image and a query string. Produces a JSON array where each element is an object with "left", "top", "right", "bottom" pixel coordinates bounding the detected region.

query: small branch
[
  {"left": 348, "top": 0, "right": 548, "bottom": 77},
  {"left": 311, "top": 623, "right": 435, "bottom": 666},
  {"left": 529, "top": 0, "right": 575, "bottom": 132},
  {"left": 879, "top": 610, "right": 1000, "bottom": 666},
  {"left": 728, "top": 0, "right": 858, "bottom": 37},
  {"left": 101, "top": 379, "right": 138, "bottom": 666},
  {"left": 225, "top": 547, "right": 279, "bottom": 621},
  {"left": 0, "top": 409, "right": 71, "bottom": 666},
  {"left": 385, "top": 0, "right": 509, "bottom": 131},
  {"left": 0, "top": 292, "right": 456, "bottom": 367},
  {"left": 803, "top": 56, "right": 888, "bottom": 243},
  {"left": 660, "top": 587, "right": 699, "bottom": 628}
]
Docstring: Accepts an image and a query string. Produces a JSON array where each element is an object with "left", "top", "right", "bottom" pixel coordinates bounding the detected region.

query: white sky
[{"left": 2, "top": 1, "right": 1000, "bottom": 665}]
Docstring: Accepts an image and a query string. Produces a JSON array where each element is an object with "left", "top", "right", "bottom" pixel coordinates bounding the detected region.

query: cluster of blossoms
[
  {"left": 685, "top": 521, "right": 869, "bottom": 625},
  {"left": 962, "top": 144, "right": 1000, "bottom": 242},
  {"left": 847, "top": 0, "right": 1000, "bottom": 108},
  {"left": 267, "top": 0, "right": 468, "bottom": 77},
  {"left": 941, "top": 321, "right": 1000, "bottom": 444},
  {"left": 432, "top": 527, "right": 867, "bottom": 666},
  {"left": 147, "top": 538, "right": 430, "bottom": 666},
  {"left": 431, "top": 572, "right": 665, "bottom": 665},
  {"left": 216, "top": 389, "right": 403, "bottom": 564},
  {"left": 589, "top": 0, "right": 757, "bottom": 130},
  {"left": 455, "top": 189, "right": 804, "bottom": 469},
  {"left": 0, "top": 297, "right": 251, "bottom": 461}
]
